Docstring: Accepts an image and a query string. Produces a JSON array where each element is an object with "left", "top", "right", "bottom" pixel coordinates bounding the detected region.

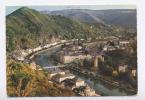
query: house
[
  {"left": 103, "top": 45, "right": 108, "bottom": 51},
  {"left": 43, "top": 44, "right": 51, "bottom": 48},
  {"left": 55, "top": 74, "right": 75, "bottom": 83},
  {"left": 15, "top": 56, "right": 25, "bottom": 61},
  {"left": 78, "top": 85, "right": 100, "bottom": 96},
  {"left": 94, "top": 54, "right": 104, "bottom": 68},
  {"left": 75, "top": 78, "right": 85, "bottom": 87},
  {"left": 20, "top": 50, "right": 28, "bottom": 57},
  {"left": 60, "top": 40, "right": 67, "bottom": 43},
  {"left": 12, "top": 50, "right": 26, "bottom": 61},
  {"left": 131, "top": 69, "right": 137, "bottom": 77},
  {"left": 48, "top": 70, "right": 65, "bottom": 78},
  {"left": 118, "top": 65, "right": 128, "bottom": 73},
  {"left": 25, "top": 49, "right": 33, "bottom": 54},
  {"left": 103, "top": 45, "right": 117, "bottom": 51},
  {"left": 84, "top": 86, "right": 99, "bottom": 96},
  {"left": 119, "top": 40, "right": 130, "bottom": 46},
  {"left": 33, "top": 46, "right": 42, "bottom": 52}
]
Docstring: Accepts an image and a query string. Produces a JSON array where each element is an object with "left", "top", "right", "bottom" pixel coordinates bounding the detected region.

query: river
[
  {"left": 33, "top": 44, "right": 61, "bottom": 67},
  {"left": 33, "top": 44, "right": 135, "bottom": 96}
]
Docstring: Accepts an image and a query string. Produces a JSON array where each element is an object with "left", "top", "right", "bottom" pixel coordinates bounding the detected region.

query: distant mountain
[
  {"left": 6, "top": 7, "right": 114, "bottom": 52},
  {"left": 49, "top": 9, "right": 136, "bottom": 27}
]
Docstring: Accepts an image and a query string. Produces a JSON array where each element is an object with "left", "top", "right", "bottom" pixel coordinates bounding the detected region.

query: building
[
  {"left": 20, "top": 50, "right": 29, "bottom": 57},
  {"left": 60, "top": 54, "right": 92, "bottom": 64},
  {"left": 84, "top": 86, "right": 99, "bottom": 96},
  {"left": 78, "top": 85, "right": 100, "bottom": 96},
  {"left": 75, "top": 78, "right": 85, "bottom": 87},
  {"left": 25, "top": 49, "right": 33, "bottom": 54},
  {"left": 54, "top": 74, "right": 75, "bottom": 83},
  {"left": 118, "top": 65, "right": 128, "bottom": 73},
  {"left": 33, "top": 46, "right": 42, "bottom": 52},
  {"left": 131, "top": 69, "right": 137, "bottom": 77},
  {"left": 103, "top": 45, "right": 117, "bottom": 51},
  {"left": 56, "top": 49, "right": 92, "bottom": 64},
  {"left": 103, "top": 45, "right": 108, "bottom": 51},
  {"left": 55, "top": 42, "right": 94, "bottom": 63},
  {"left": 119, "top": 40, "right": 130, "bottom": 46},
  {"left": 48, "top": 70, "right": 65, "bottom": 78},
  {"left": 43, "top": 44, "right": 51, "bottom": 48},
  {"left": 12, "top": 54, "right": 25, "bottom": 61},
  {"left": 94, "top": 55, "right": 104, "bottom": 69},
  {"left": 12, "top": 49, "right": 26, "bottom": 61}
]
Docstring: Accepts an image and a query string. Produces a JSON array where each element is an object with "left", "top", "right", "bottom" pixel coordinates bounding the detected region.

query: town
[{"left": 8, "top": 35, "right": 137, "bottom": 96}]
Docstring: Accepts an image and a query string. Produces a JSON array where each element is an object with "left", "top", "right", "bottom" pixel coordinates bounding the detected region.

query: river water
[
  {"left": 33, "top": 45, "right": 135, "bottom": 96},
  {"left": 75, "top": 73, "right": 133, "bottom": 96},
  {"left": 33, "top": 45, "right": 61, "bottom": 67}
]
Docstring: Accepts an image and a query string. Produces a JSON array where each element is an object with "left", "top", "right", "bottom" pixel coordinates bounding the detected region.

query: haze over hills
[{"left": 48, "top": 9, "right": 136, "bottom": 27}]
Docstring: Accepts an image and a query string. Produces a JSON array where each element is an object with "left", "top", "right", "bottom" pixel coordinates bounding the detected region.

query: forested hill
[
  {"left": 49, "top": 9, "right": 136, "bottom": 27},
  {"left": 6, "top": 7, "right": 115, "bottom": 52},
  {"left": 6, "top": 7, "right": 135, "bottom": 52}
]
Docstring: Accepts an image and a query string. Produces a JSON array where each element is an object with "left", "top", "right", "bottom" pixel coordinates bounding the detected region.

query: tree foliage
[{"left": 7, "top": 58, "right": 74, "bottom": 97}]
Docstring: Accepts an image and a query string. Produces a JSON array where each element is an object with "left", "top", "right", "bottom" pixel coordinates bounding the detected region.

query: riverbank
[
  {"left": 32, "top": 39, "right": 137, "bottom": 96},
  {"left": 65, "top": 64, "right": 137, "bottom": 95}
]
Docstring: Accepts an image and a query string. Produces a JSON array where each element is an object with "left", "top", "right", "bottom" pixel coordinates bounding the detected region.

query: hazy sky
[{"left": 6, "top": 5, "right": 136, "bottom": 15}]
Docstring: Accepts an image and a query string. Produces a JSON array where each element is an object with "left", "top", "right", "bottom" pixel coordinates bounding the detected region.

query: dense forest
[{"left": 6, "top": 7, "right": 136, "bottom": 52}]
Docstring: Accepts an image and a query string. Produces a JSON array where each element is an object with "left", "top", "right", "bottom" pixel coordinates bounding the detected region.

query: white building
[
  {"left": 33, "top": 46, "right": 42, "bottom": 52},
  {"left": 75, "top": 78, "right": 85, "bottom": 87},
  {"left": 84, "top": 86, "right": 98, "bottom": 96},
  {"left": 103, "top": 45, "right": 117, "bottom": 51},
  {"left": 55, "top": 74, "right": 75, "bottom": 83},
  {"left": 25, "top": 49, "right": 33, "bottom": 54},
  {"left": 80, "top": 85, "right": 100, "bottom": 96},
  {"left": 60, "top": 40, "right": 67, "bottom": 43},
  {"left": 120, "top": 40, "right": 130, "bottom": 45},
  {"left": 103, "top": 45, "right": 108, "bottom": 51},
  {"left": 60, "top": 54, "right": 92, "bottom": 64},
  {"left": 20, "top": 50, "right": 29, "bottom": 57},
  {"left": 48, "top": 71, "right": 65, "bottom": 78},
  {"left": 43, "top": 44, "right": 51, "bottom": 48},
  {"left": 15, "top": 56, "right": 25, "bottom": 61},
  {"left": 131, "top": 69, "right": 137, "bottom": 77},
  {"left": 118, "top": 65, "right": 128, "bottom": 73},
  {"left": 94, "top": 55, "right": 104, "bottom": 68}
]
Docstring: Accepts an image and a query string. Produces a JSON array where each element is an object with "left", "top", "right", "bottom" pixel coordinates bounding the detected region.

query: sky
[{"left": 6, "top": 5, "right": 136, "bottom": 15}]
